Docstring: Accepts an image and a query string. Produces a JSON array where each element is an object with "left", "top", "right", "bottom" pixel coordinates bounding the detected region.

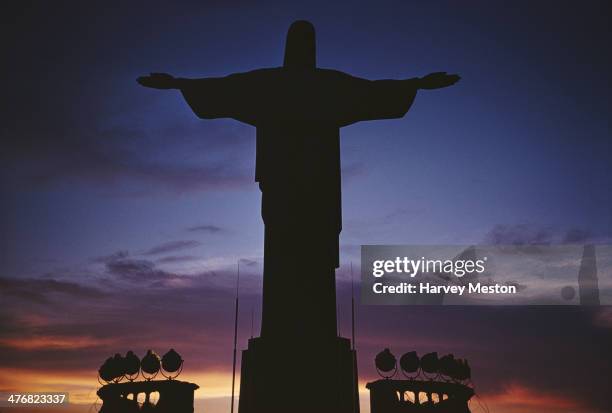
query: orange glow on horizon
[
  {"left": 1, "top": 369, "right": 591, "bottom": 413},
  {"left": 0, "top": 368, "right": 242, "bottom": 405},
  {"left": 0, "top": 336, "right": 117, "bottom": 350},
  {"left": 476, "top": 383, "right": 581, "bottom": 413}
]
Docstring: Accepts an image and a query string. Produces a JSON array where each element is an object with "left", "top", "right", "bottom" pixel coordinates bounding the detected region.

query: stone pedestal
[
  {"left": 366, "top": 379, "right": 473, "bottom": 413},
  {"left": 239, "top": 336, "right": 359, "bottom": 413}
]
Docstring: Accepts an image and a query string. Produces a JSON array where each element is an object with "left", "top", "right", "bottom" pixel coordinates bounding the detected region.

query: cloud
[
  {"left": 105, "top": 258, "right": 188, "bottom": 285},
  {"left": 0, "top": 277, "right": 107, "bottom": 304},
  {"left": 1, "top": 259, "right": 611, "bottom": 412},
  {"left": 484, "top": 383, "right": 579, "bottom": 410},
  {"left": 0, "top": 336, "right": 116, "bottom": 351},
  {"left": 187, "top": 225, "right": 224, "bottom": 234},
  {"left": 239, "top": 258, "right": 258, "bottom": 267},
  {"left": 156, "top": 255, "right": 200, "bottom": 264},
  {"left": 484, "top": 224, "right": 603, "bottom": 246},
  {"left": 341, "top": 161, "right": 368, "bottom": 182},
  {"left": 141, "top": 240, "right": 201, "bottom": 256},
  {"left": 484, "top": 224, "right": 554, "bottom": 245},
  {"left": 93, "top": 245, "right": 203, "bottom": 266},
  {"left": 91, "top": 250, "right": 130, "bottom": 264},
  {"left": 1, "top": 70, "right": 255, "bottom": 196},
  {"left": 0, "top": 263, "right": 262, "bottom": 377},
  {"left": 562, "top": 228, "right": 593, "bottom": 244}
]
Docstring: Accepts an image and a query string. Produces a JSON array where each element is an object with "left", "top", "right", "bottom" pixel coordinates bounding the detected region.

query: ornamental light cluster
[
  {"left": 375, "top": 348, "right": 471, "bottom": 383},
  {"left": 98, "top": 349, "right": 184, "bottom": 383}
]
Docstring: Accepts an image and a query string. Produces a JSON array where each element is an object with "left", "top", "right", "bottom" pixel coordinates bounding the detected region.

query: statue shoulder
[
  {"left": 315, "top": 68, "right": 367, "bottom": 84},
  {"left": 227, "top": 67, "right": 282, "bottom": 80}
]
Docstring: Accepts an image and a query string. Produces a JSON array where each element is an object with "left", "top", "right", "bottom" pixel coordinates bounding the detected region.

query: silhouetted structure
[
  {"left": 138, "top": 20, "right": 459, "bottom": 413},
  {"left": 367, "top": 349, "right": 473, "bottom": 413},
  {"left": 96, "top": 349, "right": 198, "bottom": 413},
  {"left": 579, "top": 244, "right": 600, "bottom": 305},
  {"left": 98, "top": 380, "right": 199, "bottom": 413},
  {"left": 367, "top": 380, "right": 473, "bottom": 413}
]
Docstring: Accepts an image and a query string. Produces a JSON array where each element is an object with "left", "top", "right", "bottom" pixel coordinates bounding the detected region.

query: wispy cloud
[
  {"left": 141, "top": 240, "right": 201, "bottom": 256},
  {"left": 156, "top": 255, "right": 200, "bottom": 264},
  {"left": 483, "top": 383, "right": 579, "bottom": 411},
  {"left": 483, "top": 224, "right": 603, "bottom": 246},
  {"left": 239, "top": 258, "right": 258, "bottom": 267},
  {"left": 484, "top": 224, "right": 554, "bottom": 245},
  {"left": 187, "top": 225, "right": 224, "bottom": 234},
  {"left": 91, "top": 250, "right": 130, "bottom": 264},
  {"left": 0, "top": 277, "right": 108, "bottom": 304}
]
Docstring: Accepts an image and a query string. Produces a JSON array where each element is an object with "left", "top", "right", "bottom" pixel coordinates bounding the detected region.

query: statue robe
[
  {"left": 181, "top": 68, "right": 417, "bottom": 265},
  {"left": 180, "top": 68, "right": 418, "bottom": 338}
]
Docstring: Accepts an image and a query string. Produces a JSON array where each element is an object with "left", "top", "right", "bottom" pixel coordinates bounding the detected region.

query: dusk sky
[{"left": 1, "top": 1, "right": 611, "bottom": 412}]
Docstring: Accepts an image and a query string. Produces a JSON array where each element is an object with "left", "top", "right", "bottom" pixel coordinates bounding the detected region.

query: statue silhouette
[{"left": 139, "top": 20, "right": 459, "bottom": 413}]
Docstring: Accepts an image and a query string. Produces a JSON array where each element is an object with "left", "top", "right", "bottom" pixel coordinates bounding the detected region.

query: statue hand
[
  {"left": 137, "top": 73, "right": 178, "bottom": 89},
  {"left": 419, "top": 72, "right": 460, "bottom": 90}
]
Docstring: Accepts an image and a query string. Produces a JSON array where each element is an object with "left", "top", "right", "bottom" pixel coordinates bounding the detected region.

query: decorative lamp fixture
[
  {"left": 141, "top": 349, "right": 161, "bottom": 380},
  {"left": 375, "top": 348, "right": 397, "bottom": 378},
  {"left": 98, "top": 354, "right": 125, "bottom": 384},
  {"left": 161, "top": 348, "right": 184, "bottom": 379},
  {"left": 399, "top": 351, "right": 420, "bottom": 378},
  {"left": 438, "top": 353, "right": 455, "bottom": 378},
  {"left": 124, "top": 351, "right": 141, "bottom": 381},
  {"left": 420, "top": 352, "right": 439, "bottom": 378}
]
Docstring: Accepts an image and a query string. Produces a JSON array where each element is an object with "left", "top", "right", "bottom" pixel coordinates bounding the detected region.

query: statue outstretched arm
[
  {"left": 137, "top": 73, "right": 191, "bottom": 89},
  {"left": 137, "top": 72, "right": 259, "bottom": 125},
  {"left": 415, "top": 72, "right": 461, "bottom": 90},
  {"left": 335, "top": 71, "right": 460, "bottom": 126}
]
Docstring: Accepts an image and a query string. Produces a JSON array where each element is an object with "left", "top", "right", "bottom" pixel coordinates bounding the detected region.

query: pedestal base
[
  {"left": 239, "top": 336, "right": 359, "bottom": 413},
  {"left": 97, "top": 379, "right": 199, "bottom": 413}
]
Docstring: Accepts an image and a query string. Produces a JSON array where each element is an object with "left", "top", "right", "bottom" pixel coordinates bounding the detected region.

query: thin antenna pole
[
  {"left": 231, "top": 262, "right": 240, "bottom": 413},
  {"left": 250, "top": 307, "right": 254, "bottom": 339},
  {"left": 350, "top": 261, "right": 359, "bottom": 413},
  {"left": 336, "top": 292, "right": 340, "bottom": 337},
  {"left": 351, "top": 262, "right": 356, "bottom": 350}
]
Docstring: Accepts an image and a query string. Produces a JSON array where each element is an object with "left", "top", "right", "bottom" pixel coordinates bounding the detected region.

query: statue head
[{"left": 283, "top": 20, "right": 316, "bottom": 70}]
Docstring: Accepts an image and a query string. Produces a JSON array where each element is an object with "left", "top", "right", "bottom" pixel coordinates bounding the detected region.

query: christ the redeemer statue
[{"left": 138, "top": 20, "right": 459, "bottom": 413}]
